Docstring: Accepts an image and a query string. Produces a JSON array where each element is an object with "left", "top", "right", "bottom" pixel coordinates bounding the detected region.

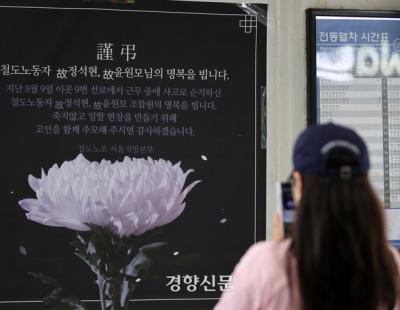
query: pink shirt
[{"left": 214, "top": 239, "right": 400, "bottom": 310}]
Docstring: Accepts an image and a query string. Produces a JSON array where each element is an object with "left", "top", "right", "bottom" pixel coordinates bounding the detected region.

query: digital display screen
[
  {"left": 307, "top": 9, "right": 400, "bottom": 247},
  {"left": 308, "top": 10, "right": 400, "bottom": 208}
]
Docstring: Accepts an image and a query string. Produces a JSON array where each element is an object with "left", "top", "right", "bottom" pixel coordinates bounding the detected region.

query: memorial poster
[{"left": 0, "top": 1, "right": 267, "bottom": 309}]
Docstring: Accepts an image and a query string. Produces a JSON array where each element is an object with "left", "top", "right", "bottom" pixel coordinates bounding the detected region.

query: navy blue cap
[{"left": 293, "top": 123, "right": 370, "bottom": 179}]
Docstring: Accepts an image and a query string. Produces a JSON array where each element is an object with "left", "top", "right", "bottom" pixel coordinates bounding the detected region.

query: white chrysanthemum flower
[{"left": 19, "top": 154, "right": 200, "bottom": 237}]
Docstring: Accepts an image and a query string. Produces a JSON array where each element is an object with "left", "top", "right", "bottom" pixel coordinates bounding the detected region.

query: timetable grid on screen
[{"left": 315, "top": 15, "right": 400, "bottom": 209}]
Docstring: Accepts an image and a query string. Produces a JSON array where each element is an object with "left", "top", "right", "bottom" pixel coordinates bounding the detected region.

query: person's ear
[{"left": 292, "top": 171, "right": 303, "bottom": 206}]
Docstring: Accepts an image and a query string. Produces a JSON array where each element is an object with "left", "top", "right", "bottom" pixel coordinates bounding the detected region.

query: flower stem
[{"left": 97, "top": 273, "right": 106, "bottom": 310}]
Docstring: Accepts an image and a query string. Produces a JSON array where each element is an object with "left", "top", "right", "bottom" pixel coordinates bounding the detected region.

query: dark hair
[{"left": 291, "top": 151, "right": 400, "bottom": 310}]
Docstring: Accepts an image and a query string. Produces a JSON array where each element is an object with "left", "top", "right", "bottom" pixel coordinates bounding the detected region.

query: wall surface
[{"left": 177, "top": 0, "right": 400, "bottom": 239}]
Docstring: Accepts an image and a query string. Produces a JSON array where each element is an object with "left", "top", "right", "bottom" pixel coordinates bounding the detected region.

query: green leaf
[
  {"left": 125, "top": 242, "right": 168, "bottom": 278},
  {"left": 28, "top": 272, "right": 60, "bottom": 288},
  {"left": 29, "top": 272, "right": 87, "bottom": 310}
]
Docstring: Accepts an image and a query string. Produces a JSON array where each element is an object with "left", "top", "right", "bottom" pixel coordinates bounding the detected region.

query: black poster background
[{"left": 0, "top": 1, "right": 266, "bottom": 309}]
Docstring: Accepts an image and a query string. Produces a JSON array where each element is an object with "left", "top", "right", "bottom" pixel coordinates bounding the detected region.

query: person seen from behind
[{"left": 214, "top": 123, "right": 400, "bottom": 310}]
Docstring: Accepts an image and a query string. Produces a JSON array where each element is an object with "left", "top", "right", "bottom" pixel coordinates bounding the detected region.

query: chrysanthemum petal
[
  {"left": 28, "top": 175, "right": 41, "bottom": 191},
  {"left": 19, "top": 198, "right": 43, "bottom": 212},
  {"left": 19, "top": 154, "right": 200, "bottom": 237}
]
